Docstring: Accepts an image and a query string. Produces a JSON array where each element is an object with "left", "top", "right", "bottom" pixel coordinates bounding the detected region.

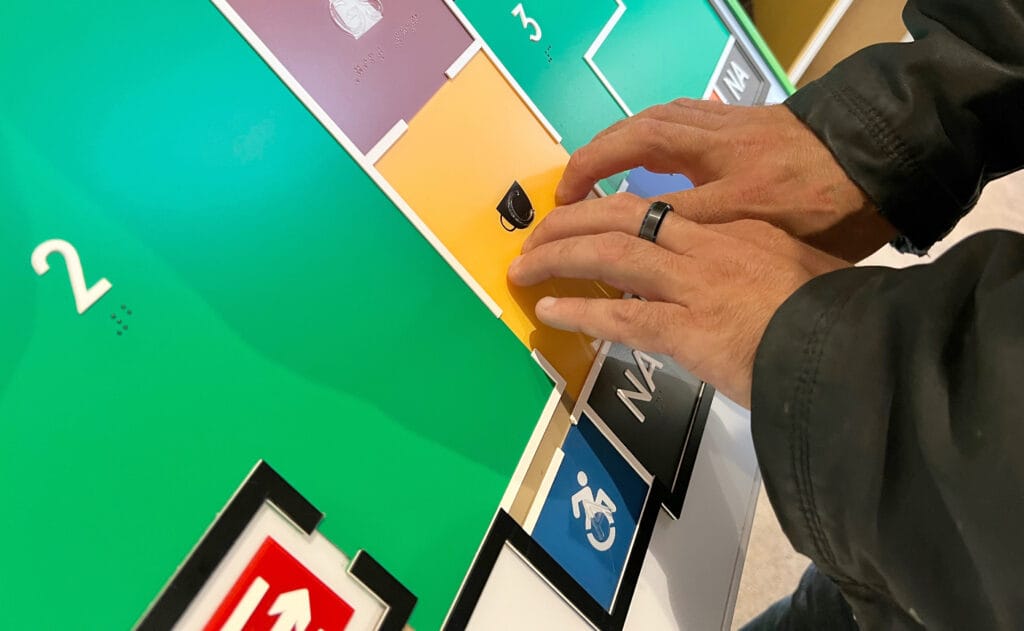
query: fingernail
[{"left": 536, "top": 296, "right": 558, "bottom": 313}]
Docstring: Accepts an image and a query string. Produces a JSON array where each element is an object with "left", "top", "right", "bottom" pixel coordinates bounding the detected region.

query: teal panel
[
  {"left": 593, "top": 0, "right": 730, "bottom": 107},
  {"left": 454, "top": 0, "right": 741, "bottom": 193},
  {"left": 456, "top": 0, "right": 629, "bottom": 189}
]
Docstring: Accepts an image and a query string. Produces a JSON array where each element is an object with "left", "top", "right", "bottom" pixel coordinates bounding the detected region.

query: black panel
[{"left": 588, "top": 344, "right": 703, "bottom": 487}]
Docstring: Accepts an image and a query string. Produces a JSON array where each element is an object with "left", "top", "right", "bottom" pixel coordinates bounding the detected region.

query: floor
[{"left": 730, "top": 170, "right": 1024, "bottom": 628}]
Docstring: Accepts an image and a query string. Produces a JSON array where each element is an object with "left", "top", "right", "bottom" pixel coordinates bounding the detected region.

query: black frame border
[
  {"left": 660, "top": 382, "right": 715, "bottom": 518},
  {"left": 445, "top": 498, "right": 660, "bottom": 631},
  {"left": 136, "top": 460, "right": 415, "bottom": 630},
  {"left": 445, "top": 379, "right": 715, "bottom": 630}
]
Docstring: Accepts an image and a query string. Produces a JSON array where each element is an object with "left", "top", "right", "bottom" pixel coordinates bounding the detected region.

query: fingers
[
  {"left": 664, "top": 97, "right": 732, "bottom": 115},
  {"left": 591, "top": 99, "right": 727, "bottom": 143},
  {"left": 658, "top": 181, "right": 753, "bottom": 225},
  {"left": 523, "top": 194, "right": 647, "bottom": 253},
  {"left": 708, "top": 220, "right": 849, "bottom": 275},
  {"left": 558, "top": 98, "right": 737, "bottom": 204},
  {"left": 556, "top": 119, "right": 713, "bottom": 205},
  {"left": 523, "top": 190, "right": 727, "bottom": 255},
  {"left": 705, "top": 219, "right": 789, "bottom": 247},
  {"left": 534, "top": 296, "right": 691, "bottom": 361},
  {"left": 509, "top": 232, "right": 688, "bottom": 301}
]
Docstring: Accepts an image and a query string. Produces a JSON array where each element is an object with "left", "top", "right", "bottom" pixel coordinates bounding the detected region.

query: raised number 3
[
  {"left": 512, "top": 3, "right": 542, "bottom": 42},
  {"left": 32, "top": 239, "right": 112, "bottom": 315}
]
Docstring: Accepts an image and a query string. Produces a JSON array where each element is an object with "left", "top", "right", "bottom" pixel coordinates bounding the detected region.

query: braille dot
[
  {"left": 117, "top": 331, "right": 123, "bottom": 336},
  {"left": 126, "top": 310, "right": 132, "bottom": 316},
  {"left": 121, "top": 304, "right": 126, "bottom": 310},
  {"left": 123, "top": 325, "right": 128, "bottom": 331},
  {"left": 111, "top": 314, "right": 116, "bottom": 319},
  {"left": 117, "top": 319, "right": 122, "bottom": 324}
]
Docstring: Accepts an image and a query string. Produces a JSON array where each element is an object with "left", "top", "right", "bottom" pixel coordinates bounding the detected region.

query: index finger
[
  {"left": 590, "top": 99, "right": 728, "bottom": 144},
  {"left": 509, "top": 232, "right": 687, "bottom": 302},
  {"left": 534, "top": 296, "right": 691, "bottom": 362},
  {"left": 523, "top": 186, "right": 733, "bottom": 255},
  {"left": 556, "top": 119, "right": 712, "bottom": 205}
]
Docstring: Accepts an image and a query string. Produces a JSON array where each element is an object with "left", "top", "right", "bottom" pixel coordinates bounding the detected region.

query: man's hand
[
  {"left": 556, "top": 100, "right": 897, "bottom": 262},
  {"left": 510, "top": 193, "right": 849, "bottom": 407}
]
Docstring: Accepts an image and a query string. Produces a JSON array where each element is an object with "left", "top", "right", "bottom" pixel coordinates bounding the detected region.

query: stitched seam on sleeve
[
  {"left": 789, "top": 273, "right": 909, "bottom": 595},
  {"left": 792, "top": 284, "right": 863, "bottom": 575},
  {"left": 800, "top": 308, "right": 838, "bottom": 566},
  {"left": 790, "top": 308, "right": 835, "bottom": 566},
  {"left": 826, "top": 81, "right": 963, "bottom": 246},
  {"left": 828, "top": 82, "right": 916, "bottom": 177}
]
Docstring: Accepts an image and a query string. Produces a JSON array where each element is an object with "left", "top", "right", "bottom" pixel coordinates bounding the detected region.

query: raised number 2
[
  {"left": 512, "top": 3, "right": 542, "bottom": 42},
  {"left": 32, "top": 239, "right": 112, "bottom": 315}
]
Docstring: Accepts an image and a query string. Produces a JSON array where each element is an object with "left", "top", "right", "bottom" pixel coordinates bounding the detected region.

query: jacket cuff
[
  {"left": 786, "top": 75, "right": 966, "bottom": 253},
  {"left": 750, "top": 266, "right": 888, "bottom": 577}
]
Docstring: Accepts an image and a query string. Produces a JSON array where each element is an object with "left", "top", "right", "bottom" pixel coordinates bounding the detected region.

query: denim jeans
[{"left": 740, "top": 564, "right": 859, "bottom": 631}]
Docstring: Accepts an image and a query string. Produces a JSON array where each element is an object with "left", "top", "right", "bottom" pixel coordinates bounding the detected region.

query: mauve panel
[{"left": 226, "top": 0, "right": 473, "bottom": 152}]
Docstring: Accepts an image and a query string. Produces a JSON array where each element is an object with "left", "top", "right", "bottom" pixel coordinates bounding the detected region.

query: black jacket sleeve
[
  {"left": 785, "top": 1, "right": 1024, "bottom": 253},
  {"left": 752, "top": 230, "right": 1024, "bottom": 630}
]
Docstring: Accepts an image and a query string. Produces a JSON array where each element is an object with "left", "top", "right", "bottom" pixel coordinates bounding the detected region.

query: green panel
[
  {"left": 0, "top": 1, "right": 551, "bottom": 628},
  {"left": 594, "top": 0, "right": 730, "bottom": 106}
]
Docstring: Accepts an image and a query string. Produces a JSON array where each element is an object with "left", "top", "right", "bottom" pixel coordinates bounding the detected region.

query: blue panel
[
  {"left": 624, "top": 167, "right": 694, "bottom": 197},
  {"left": 532, "top": 414, "right": 649, "bottom": 610}
]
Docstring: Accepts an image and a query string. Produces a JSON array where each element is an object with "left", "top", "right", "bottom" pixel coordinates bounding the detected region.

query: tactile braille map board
[{"left": 0, "top": 1, "right": 787, "bottom": 629}]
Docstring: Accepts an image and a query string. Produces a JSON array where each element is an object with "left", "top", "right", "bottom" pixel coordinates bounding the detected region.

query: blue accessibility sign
[{"left": 532, "top": 414, "right": 650, "bottom": 610}]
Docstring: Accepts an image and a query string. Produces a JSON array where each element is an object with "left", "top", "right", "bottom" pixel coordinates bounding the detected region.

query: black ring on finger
[{"left": 639, "top": 201, "right": 674, "bottom": 243}]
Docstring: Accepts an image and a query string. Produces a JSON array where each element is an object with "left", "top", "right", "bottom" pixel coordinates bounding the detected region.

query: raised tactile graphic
[
  {"left": 224, "top": 0, "right": 473, "bottom": 152},
  {"left": 498, "top": 181, "right": 536, "bottom": 232}
]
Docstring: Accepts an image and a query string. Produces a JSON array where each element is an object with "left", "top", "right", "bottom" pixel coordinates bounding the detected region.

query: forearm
[
  {"left": 786, "top": 1, "right": 1024, "bottom": 252},
  {"left": 752, "top": 230, "right": 1024, "bottom": 629}
]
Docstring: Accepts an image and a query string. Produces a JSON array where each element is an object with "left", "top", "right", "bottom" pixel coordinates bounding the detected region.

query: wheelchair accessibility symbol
[{"left": 571, "top": 470, "right": 617, "bottom": 552}]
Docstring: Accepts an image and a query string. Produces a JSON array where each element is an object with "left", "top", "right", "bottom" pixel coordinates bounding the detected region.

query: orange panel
[{"left": 378, "top": 52, "right": 614, "bottom": 397}]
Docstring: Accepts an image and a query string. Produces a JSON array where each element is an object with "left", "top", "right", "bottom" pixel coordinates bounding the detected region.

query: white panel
[
  {"left": 625, "top": 395, "right": 761, "bottom": 631},
  {"left": 466, "top": 546, "right": 592, "bottom": 631}
]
